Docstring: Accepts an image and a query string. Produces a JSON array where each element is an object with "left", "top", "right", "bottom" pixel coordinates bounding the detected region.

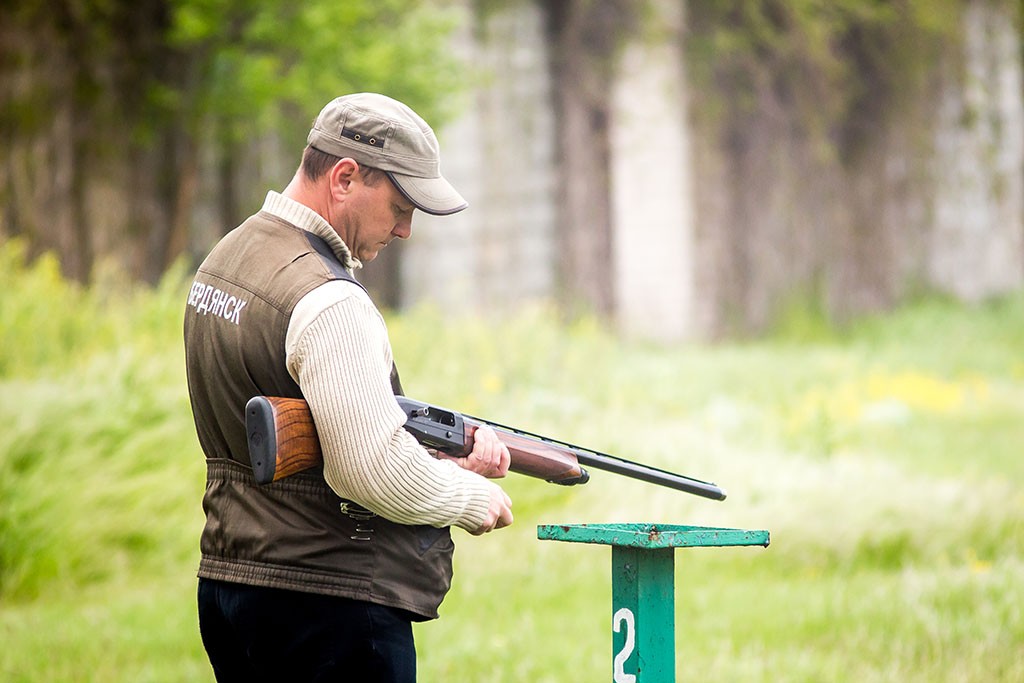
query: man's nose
[{"left": 392, "top": 216, "right": 412, "bottom": 240}]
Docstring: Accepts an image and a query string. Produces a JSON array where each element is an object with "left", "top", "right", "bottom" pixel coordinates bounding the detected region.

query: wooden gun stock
[
  {"left": 246, "top": 395, "right": 727, "bottom": 501},
  {"left": 247, "top": 396, "right": 325, "bottom": 484}
]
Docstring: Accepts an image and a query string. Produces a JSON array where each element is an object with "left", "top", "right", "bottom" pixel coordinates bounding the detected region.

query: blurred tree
[
  {"left": 545, "top": 0, "right": 637, "bottom": 317},
  {"left": 0, "top": 0, "right": 464, "bottom": 282}
]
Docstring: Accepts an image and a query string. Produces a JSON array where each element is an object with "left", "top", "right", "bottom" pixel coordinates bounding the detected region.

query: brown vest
[{"left": 183, "top": 211, "right": 453, "bottom": 620}]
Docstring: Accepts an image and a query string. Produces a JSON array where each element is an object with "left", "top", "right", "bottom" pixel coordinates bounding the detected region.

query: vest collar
[{"left": 261, "top": 191, "right": 360, "bottom": 270}]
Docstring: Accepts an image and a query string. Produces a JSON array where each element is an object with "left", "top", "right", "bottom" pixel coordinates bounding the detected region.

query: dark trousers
[{"left": 198, "top": 578, "right": 417, "bottom": 683}]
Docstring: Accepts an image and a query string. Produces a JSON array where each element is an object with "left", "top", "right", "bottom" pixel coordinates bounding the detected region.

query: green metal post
[
  {"left": 611, "top": 545, "right": 676, "bottom": 682},
  {"left": 538, "top": 523, "right": 769, "bottom": 683}
]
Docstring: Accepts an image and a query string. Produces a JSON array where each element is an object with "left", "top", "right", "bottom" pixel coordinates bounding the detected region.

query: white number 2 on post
[{"left": 612, "top": 607, "right": 637, "bottom": 683}]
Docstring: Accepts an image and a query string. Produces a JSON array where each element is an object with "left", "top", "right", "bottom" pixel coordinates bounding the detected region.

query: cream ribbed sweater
[{"left": 260, "top": 192, "right": 493, "bottom": 532}]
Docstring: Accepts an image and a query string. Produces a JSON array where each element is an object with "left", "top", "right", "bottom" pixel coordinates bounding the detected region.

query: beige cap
[{"left": 307, "top": 93, "right": 468, "bottom": 216}]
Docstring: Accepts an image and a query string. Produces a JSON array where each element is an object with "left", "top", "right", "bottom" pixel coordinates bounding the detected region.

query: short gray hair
[{"left": 301, "top": 146, "right": 387, "bottom": 186}]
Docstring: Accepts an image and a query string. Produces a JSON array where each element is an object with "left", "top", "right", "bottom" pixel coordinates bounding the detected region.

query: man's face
[{"left": 335, "top": 170, "right": 415, "bottom": 263}]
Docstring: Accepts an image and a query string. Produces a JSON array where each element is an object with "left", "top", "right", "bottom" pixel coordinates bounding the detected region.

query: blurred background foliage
[
  {"left": 686, "top": 0, "right": 960, "bottom": 157},
  {"left": 0, "top": 0, "right": 465, "bottom": 283},
  {"left": 164, "top": 0, "right": 464, "bottom": 143}
]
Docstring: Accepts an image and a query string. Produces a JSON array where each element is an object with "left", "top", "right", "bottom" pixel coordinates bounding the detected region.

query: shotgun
[{"left": 245, "top": 395, "right": 727, "bottom": 501}]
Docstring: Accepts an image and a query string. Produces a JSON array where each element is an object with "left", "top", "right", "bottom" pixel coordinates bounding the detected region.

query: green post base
[{"left": 538, "top": 523, "right": 770, "bottom": 683}]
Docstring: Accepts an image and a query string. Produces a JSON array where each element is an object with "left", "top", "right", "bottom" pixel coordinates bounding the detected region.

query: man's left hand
[{"left": 435, "top": 425, "right": 510, "bottom": 478}]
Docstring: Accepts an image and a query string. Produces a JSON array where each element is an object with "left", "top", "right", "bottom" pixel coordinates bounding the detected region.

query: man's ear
[{"left": 328, "top": 158, "right": 360, "bottom": 201}]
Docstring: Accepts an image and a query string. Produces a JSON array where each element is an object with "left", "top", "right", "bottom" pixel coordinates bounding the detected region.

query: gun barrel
[
  {"left": 574, "top": 451, "right": 727, "bottom": 501},
  {"left": 462, "top": 411, "right": 727, "bottom": 501}
]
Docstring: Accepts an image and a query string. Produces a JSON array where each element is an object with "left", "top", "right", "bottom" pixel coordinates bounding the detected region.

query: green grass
[{"left": 1, "top": 239, "right": 1022, "bottom": 681}]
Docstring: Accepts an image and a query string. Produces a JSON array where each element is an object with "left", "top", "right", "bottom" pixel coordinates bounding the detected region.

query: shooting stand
[{"left": 538, "top": 523, "right": 769, "bottom": 682}]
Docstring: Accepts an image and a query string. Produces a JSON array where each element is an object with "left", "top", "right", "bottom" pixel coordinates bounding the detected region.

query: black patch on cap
[{"left": 341, "top": 127, "right": 385, "bottom": 148}]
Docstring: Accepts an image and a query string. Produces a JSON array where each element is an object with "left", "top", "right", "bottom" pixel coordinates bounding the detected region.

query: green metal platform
[{"left": 538, "top": 523, "right": 770, "bottom": 682}]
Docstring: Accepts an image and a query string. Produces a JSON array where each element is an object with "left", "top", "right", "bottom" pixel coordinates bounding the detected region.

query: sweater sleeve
[{"left": 285, "top": 280, "right": 493, "bottom": 532}]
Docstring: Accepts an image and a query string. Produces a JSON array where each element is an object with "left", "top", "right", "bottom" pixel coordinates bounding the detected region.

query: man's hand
[
  {"left": 436, "top": 424, "right": 511, "bottom": 479},
  {"left": 430, "top": 425, "right": 512, "bottom": 534},
  {"left": 470, "top": 483, "right": 513, "bottom": 535}
]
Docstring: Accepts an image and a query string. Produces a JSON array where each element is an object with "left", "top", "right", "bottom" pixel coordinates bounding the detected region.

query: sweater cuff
[{"left": 448, "top": 470, "right": 497, "bottom": 532}]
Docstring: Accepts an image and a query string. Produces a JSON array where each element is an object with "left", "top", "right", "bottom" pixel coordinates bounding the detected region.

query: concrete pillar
[
  {"left": 609, "top": 0, "right": 696, "bottom": 341},
  {"left": 929, "top": 0, "right": 1024, "bottom": 300}
]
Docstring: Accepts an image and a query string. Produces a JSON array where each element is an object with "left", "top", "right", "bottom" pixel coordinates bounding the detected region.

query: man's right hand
[{"left": 471, "top": 483, "right": 513, "bottom": 535}]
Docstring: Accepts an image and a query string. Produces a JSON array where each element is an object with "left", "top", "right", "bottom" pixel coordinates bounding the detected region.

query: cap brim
[{"left": 386, "top": 171, "right": 468, "bottom": 216}]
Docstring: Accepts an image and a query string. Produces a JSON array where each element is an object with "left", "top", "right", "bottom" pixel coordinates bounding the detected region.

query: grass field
[{"left": 1, "top": 241, "right": 1022, "bottom": 681}]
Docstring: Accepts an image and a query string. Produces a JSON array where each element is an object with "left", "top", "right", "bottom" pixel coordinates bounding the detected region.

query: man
[{"left": 184, "top": 93, "right": 514, "bottom": 682}]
